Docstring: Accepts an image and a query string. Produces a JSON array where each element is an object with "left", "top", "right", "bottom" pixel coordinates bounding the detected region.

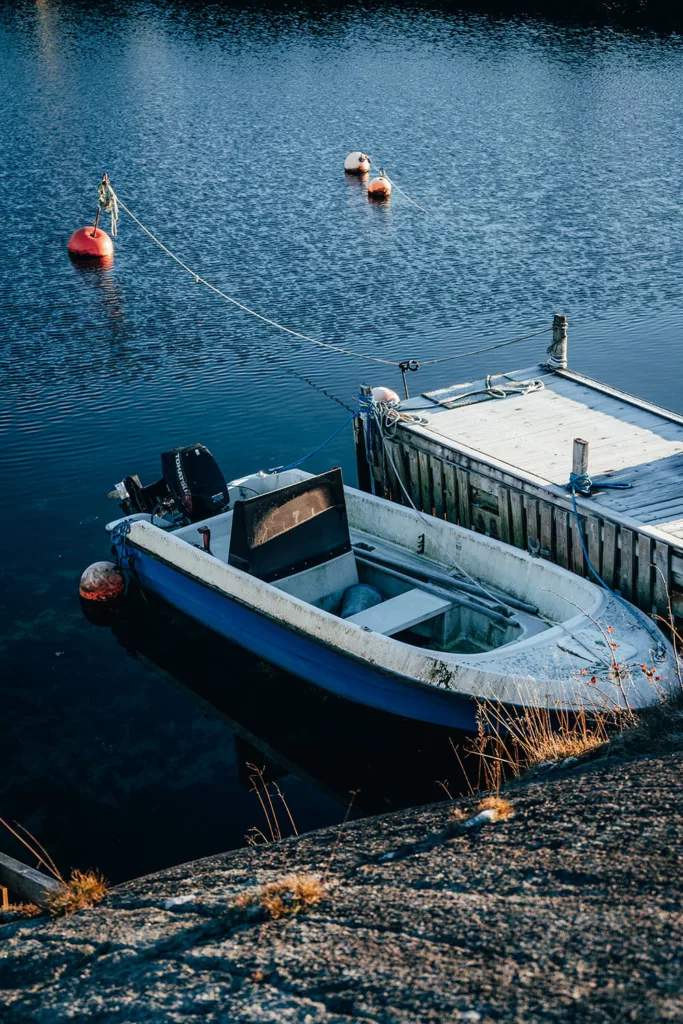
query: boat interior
[{"left": 111, "top": 467, "right": 552, "bottom": 655}]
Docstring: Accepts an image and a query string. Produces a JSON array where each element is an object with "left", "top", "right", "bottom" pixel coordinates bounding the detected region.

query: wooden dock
[{"left": 354, "top": 318, "right": 683, "bottom": 625}]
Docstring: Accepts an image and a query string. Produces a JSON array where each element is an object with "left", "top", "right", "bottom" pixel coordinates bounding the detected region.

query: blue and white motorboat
[{"left": 104, "top": 445, "right": 678, "bottom": 731}]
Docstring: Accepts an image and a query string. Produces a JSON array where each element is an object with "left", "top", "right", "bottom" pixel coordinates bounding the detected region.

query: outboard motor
[
  {"left": 111, "top": 443, "right": 230, "bottom": 524},
  {"left": 160, "top": 444, "right": 229, "bottom": 522}
]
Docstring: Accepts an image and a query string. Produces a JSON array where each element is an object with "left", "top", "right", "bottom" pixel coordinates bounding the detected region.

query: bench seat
[{"left": 346, "top": 588, "right": 451, "bottom": 636}]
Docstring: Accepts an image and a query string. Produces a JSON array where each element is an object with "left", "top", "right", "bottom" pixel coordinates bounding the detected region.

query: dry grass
[
  {"left": 0, "top": 817, "right": 108, "bottom": 917},
  {"left": 477, "top": 795, "right": 514, "bottom": 821},
  {"left": 245, "top": 763, "right": 298, "bottom": 846},
  {"left": 0, "top": 902, "right": 43, "bottom": 920},
  {"left": 236, "top": 873, "right": 325, "bottom": 920},
  {"left": 468, "top": 699, "right": 617, "bottom": 791},
  {"left": 46, "top": 870, "right": 108, "bottom": 917}
]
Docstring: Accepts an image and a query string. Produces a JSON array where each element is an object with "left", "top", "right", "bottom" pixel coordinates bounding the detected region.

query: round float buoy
[
  {"left": 368, "top": 175, "right": 392, "bottom": 200},
  {"left": 372, "top": 386, "right": 401, "bottom": 408},
  {"left": 344, "top": 151, "right": 371, "bottom": 175},
  {"left": 79, "top": 561, "right": 125, "bottom": 602},
  {"left": 68, "top": 226, "right": 114, "bottom": 259}
]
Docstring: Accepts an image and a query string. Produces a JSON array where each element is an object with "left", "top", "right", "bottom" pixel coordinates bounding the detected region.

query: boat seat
[{"left": 347, "top": 588, "right": 451, "bottom": 636}]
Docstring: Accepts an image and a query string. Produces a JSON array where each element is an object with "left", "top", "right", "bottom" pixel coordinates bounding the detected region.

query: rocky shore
[{"left": 1, "top": 747, "right": 682, "bottom": 1023}]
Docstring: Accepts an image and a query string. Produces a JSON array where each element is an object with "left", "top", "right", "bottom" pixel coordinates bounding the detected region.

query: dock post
[
  {"left": 546, "top": 314, "right": 568, "bottom": 370},
  {"left": 354, "top": 384, "right": 373, "bottom": 493},
  {"left": 572, "top": 438, "right": 590, "bottom": 481}
]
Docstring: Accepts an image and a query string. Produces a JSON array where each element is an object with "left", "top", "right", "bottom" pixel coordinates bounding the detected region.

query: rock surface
[{"left": 1, "top": 751, "right": 682, "bottom": 1023}]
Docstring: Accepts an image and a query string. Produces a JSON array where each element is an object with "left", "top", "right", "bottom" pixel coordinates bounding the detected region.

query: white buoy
[
  {"left": 372, "top": 386, "right": 400, "bottom": 408},
  {"left": 344, "top": 151, "right": 371, "bottom": 175}
]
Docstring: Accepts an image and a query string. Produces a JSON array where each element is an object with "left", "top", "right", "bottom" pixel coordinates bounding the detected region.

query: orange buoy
[
  {"left": 372, "top": 386, "right": 400, "bottom": 407},
  {"left": 68, "top": 226, "right": 114, "bottom": 259},
  {"left": 79, "top": 561, "right": 125, "bottom": 602},
  {"left": 368, "top": 174, "right": 392, "bottom": 200},
  {"left": 344, "top": 151, "right": 371, "bottom": 175}
]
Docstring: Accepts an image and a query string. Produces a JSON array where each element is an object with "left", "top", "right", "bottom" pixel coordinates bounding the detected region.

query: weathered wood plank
[
  {"left": 498, "top": 486, "right": 512, "bottom": 544},
  {"left": 539, "top": 502, "right": 553, "bottom": 559},
  {"left": 432, "top": 459, "right": 445, "bottom": 519},
  {"left": 524, "top": 497, "right": 539, "bottom": 556},
  {"left": 456, "top": 468, "right": 471, "bottom": 528},
  {"left": 602, "top": 521, "right": 618, "bottom": 589},
  {"left": 653, "top": 542, "right": 671, "bottom": 623},
  {"left": 353, "top": 416, "right": 372, "bottom": 493},
  {"left": 443, "top": 463, "right": 457, "bottom": 524},
  {"left": 418, "top": 451, "right": 432, "bottom": 514},
  {"left": 586, "top": 517, "right": 601, "bottom": 578},
  {"left": 555, "top": 509, "right": 570, "bottom": 569},
  {"left": 509, "top": 490, "right": 525, "bottom": 550},
  {"left": 571, "top": 512, "right": 586, "bottom": 577},
  {"left": 637, "top": 533, "right": 653, "bottom": 612},
  {"left": 384, "top": 440, "right": 403, "bottom": 505},
  {"left": 620, "top": 529, "right": 635, "bottom": 602},
  {"left": 405, "top": 445, "right": 421, "bottom": 509}
]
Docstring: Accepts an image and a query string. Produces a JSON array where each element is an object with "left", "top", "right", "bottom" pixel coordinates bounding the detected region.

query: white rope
[
  {"left": 98, "top": 177, "right": 119, "bottom": 237},
  {"left": 111, "top": 189, "right": 400, "bottom": 367},
  {"left": 368, "top": 157, "right": 428, "bottom": 214}
]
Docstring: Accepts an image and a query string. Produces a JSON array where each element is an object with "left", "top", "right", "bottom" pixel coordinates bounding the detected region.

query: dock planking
[{"left": 356, "top": 322, "right": 683, "bottom": 625}]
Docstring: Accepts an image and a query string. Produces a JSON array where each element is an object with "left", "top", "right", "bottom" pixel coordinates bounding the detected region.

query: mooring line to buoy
[
  {"left": 114, "top": 193, "right": 401, "bottom": 367},
  {"left": 368, "top": 157, "right": 428, "bottom": 213},
  {"left": 98, "top": 179, "right": 551, "bottom": 389}
]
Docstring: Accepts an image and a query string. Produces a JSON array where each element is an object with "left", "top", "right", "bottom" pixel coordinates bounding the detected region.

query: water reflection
[{"left": 107, "top": 591, "right": 471, "bottom": 818}]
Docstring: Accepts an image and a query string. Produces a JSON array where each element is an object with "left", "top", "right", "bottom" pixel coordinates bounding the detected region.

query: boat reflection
[{"left": 106, "top": 591, "right": 473, "bottom": 818}]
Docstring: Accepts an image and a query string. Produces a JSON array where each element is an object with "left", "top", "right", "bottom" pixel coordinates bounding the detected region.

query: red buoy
[
  {"left": 79, "top": 561, "right": 125, "bottom": 602},
  {"left": 368, "top": 175, "right": 392, "bottom": 200},
  {"left": 68, "top": 226, "right": 114, "bottom": 259}
]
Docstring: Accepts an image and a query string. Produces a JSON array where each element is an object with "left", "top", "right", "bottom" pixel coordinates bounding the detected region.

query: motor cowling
[{"left": 160, "top": 444, "right": 230, "bottom": 522}]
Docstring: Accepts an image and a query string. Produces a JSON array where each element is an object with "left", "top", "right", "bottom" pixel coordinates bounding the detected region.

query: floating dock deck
[{"left": 355, "top": 322, "right": 683, "bottom": 625}]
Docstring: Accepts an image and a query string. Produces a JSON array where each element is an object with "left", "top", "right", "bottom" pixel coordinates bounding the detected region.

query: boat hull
[{"left": 131, "top": 547, "right": 481, "bottom": 731}]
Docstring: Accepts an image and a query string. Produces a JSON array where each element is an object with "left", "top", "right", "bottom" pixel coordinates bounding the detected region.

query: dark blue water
[{"left": 2, "top": 0, "right": 683, "bottom": 882}]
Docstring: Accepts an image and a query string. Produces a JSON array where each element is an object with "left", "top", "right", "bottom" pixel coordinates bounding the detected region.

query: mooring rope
[
  {"left": 418, "top": 326, "right": 552, "bottom": 367},
  {"left": 268, "top": 410, "right": 358, "bottom": 473},
  {"left": 98, "top": 175, "right": 119, "bottom": 237},
  {"left": 102, "top": 179, "right": 552, "bottom": 392},
  {"left": 112, "top": 191, "right": 401, "bottom": 367},
  {"left": 368, "top": 157, "right": 428, "bottom": 214}
]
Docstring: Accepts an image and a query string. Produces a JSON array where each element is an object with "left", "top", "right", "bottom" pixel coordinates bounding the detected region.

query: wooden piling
[
  {"left": 572, "top": 438, "right": 590, "bottom": 481},
  {"left": 546, "top": 313, "right": 568, "bottom": 370}
]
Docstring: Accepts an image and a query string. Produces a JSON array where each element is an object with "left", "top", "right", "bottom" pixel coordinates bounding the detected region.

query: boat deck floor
[{"left": 402, "top": 364, "right": 683, "bottom": 541}]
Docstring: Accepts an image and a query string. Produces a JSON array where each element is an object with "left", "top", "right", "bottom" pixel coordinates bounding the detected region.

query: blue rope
[
  {"left": 269, "top": 410, "right": 358, "bottom": 474},
  {"left": 566, "top": 472, "right": 632, "bottom": 497},
  {"left": 110, "top": 519, "right": 136, "bottom": 593}
]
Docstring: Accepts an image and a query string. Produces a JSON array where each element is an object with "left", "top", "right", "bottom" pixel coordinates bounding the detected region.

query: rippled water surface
[{"left": 1, "top": 0, "right": 683, "bottom": 881}]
